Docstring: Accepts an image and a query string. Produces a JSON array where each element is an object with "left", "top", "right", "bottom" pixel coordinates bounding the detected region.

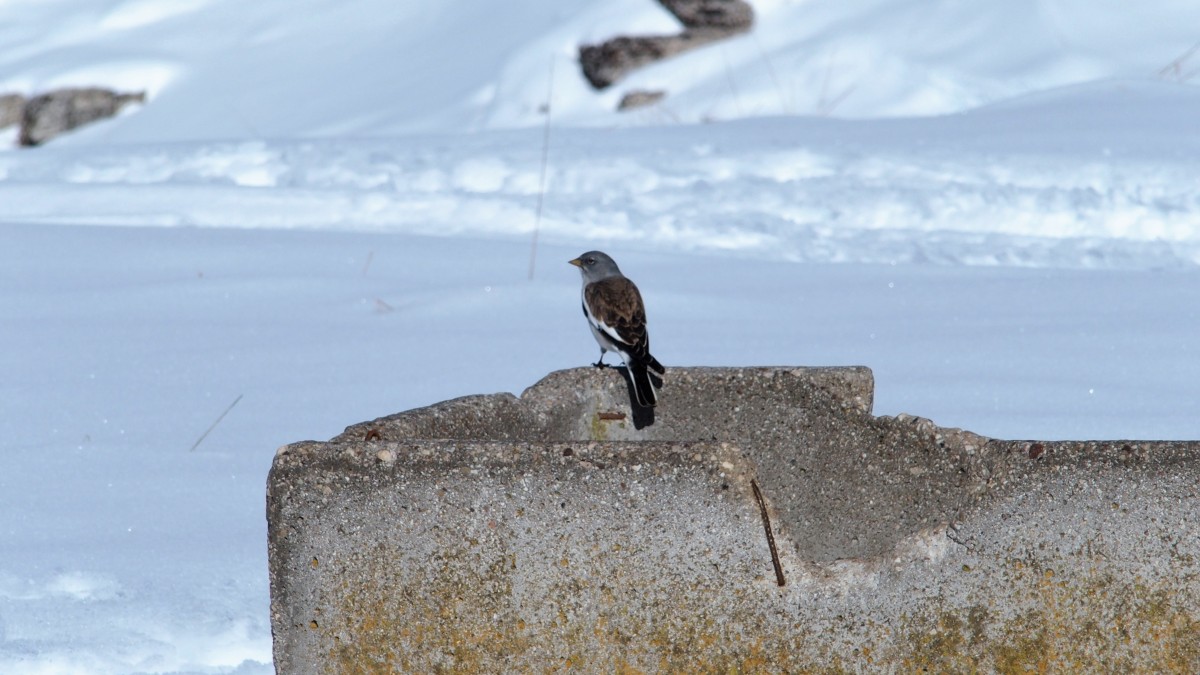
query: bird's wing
[{"left": 584, "top": 276, "right": 651, "bottom": 360}]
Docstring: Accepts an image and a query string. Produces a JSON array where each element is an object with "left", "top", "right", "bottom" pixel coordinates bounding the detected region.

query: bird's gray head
[{"left": 568, "top": 250, "right": 622, "bottom": 282}]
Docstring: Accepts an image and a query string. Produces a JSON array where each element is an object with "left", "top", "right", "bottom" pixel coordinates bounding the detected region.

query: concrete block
[{"left": 267, "top": 367, "right": 1200, "bottom": 672}]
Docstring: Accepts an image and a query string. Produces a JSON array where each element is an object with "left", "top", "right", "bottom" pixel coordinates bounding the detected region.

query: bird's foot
[{"left": 592, "top": 361, "right": 609, "bottom": 369}]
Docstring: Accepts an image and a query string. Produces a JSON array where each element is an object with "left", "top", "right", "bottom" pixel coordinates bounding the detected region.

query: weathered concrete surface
[{"left": 268, "top": 367, "right": 1200, "bottom": 673}]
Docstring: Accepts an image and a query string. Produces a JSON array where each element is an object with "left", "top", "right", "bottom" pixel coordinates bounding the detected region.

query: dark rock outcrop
[
  {"left": 18, "top": 87, "right": 145, "bottom": 147},
  {"left": 0, "top": 93, "right": 24, "bottom": 129},
  {"left": 579, "top": 0, "right": 754, "bottom": 90},
  {"left": 659, "top": 0, "right": 754, "bottom": 31},
  {"left": 618, "top": 89, "right": 668, "bottom": 110}
]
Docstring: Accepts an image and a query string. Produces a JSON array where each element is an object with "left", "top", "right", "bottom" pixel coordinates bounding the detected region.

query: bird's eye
[{"left": 585, "top": 257, "right": 594, "bottom": 265}]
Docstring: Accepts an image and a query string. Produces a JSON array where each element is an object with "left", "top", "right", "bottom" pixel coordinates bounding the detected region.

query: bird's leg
[{"left": 592, "top": 350, "right": 609, "bottom": 369}]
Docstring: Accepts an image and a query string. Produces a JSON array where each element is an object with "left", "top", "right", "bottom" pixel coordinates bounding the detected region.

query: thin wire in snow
[
  {"left": 189, "top": 394, "right": 243, "bottom": 452},
  {"left": 528, "top": 57, "right": 555, "bottom": 281}
]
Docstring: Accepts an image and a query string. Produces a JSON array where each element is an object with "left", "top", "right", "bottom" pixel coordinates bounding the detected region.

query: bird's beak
[{"left": 568, "top": 258, "right": 582, "bottom": 267}]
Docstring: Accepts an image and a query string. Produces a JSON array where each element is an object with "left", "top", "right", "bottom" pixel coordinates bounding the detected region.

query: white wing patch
[
  {"left": 594, "top": 317, "right": 628, "bottom": 348},
  {"left": 583, "top": 291, "right": 633, "bottom": 357}
]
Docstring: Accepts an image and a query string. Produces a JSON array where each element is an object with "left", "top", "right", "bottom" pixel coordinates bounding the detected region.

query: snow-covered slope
[
  {"left": 4, "top": 78, "right": 1198, "bottom": 268},
  {"left": 2, "top": 0, "right": 1198, "bottom": 139}
]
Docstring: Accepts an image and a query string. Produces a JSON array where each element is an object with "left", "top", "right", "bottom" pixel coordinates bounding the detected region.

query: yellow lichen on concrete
[
  {"left": 897, "top": 560, "right": 1200, "bottom": 673},
  {"left": 306, "top": 547, "right": 1198, "bottom": 673},
  {"left": 313, "top": 546, "right": 851, "bottom": 673},
  {"left": 317, "top": 543, "right": 524, "bottom": 673}
]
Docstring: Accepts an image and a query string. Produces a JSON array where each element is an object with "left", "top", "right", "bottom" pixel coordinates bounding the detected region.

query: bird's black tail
[{"left": 629, "top": 361, "right": 658, "bottom": 407}]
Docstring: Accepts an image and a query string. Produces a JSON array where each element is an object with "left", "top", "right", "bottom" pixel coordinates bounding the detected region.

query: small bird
[{"left": 569, "top": 251, "right": 665, "bottom": 407}]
